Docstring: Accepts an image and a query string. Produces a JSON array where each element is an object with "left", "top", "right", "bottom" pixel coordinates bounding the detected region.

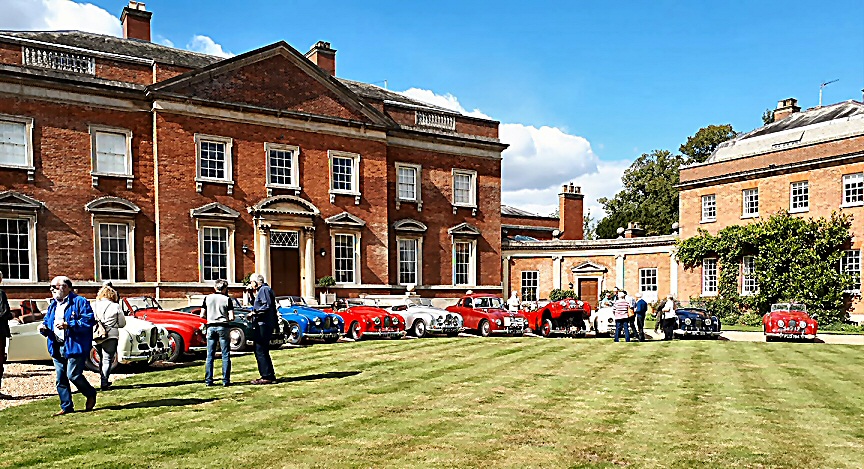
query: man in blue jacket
[
  {"left": 38, "top": 276, "right": 97, "bottom": 415},
  {"left": 249, "top": 273, "right": 277, "bottom": 385}
]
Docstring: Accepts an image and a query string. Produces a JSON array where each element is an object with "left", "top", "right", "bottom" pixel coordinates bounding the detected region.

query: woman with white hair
[{"left": 661, "top": 294, "right": 677, "bottom": 341}]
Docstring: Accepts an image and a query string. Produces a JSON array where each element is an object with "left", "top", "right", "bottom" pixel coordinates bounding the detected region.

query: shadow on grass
[
  {"left": 279, "top": 371, "right": 361, "bottom": 383},
  {"left": 106, "top": 379, "right": 203, "bottom": 391},
  {"left": 99, "top": 397, "right": 218, "bottom": 411},
  {"left": 0, "top": 393, "right": 55, "bottom": 400},
  {"left": 105, "top": 371, "right": 361, "bottom": 391}
]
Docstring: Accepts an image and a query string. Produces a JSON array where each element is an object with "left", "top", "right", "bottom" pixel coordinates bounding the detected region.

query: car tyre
[
  {"left": 348, "top": 321, "right": 363, "bottom": 340},
  {"left": 167, "top": 331, "right": 184, "bottom": 362},
  {"left": 85, "top": 346, "right": 119, "bottom": 373},
  {"left": 478, "top": 319, "right": 491, "bottom": 337},
  {"left": 285, "top": 322, "right": 303, "bottom": 346},
  {"left": 541, "top": 318, "right": 553, "bottom": 338},
  {"left": 323, "top": 336, "right": 339, "bottom": 344},
  {"left": 412, "top": 320, "right": 427, "bottom": 338},
  {"left": 229, "top": 327, "right": 246, "bottom": 352},
  {"left": 446, "top": 331, "right": 460, "bottom": 337}
]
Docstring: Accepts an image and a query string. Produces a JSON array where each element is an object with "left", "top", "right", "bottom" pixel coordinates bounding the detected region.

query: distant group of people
[{"left": 605, "top": 288, "right": 678, "bottom": 342}]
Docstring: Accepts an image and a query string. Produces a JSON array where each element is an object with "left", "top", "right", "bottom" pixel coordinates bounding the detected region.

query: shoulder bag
[{"left": 93, "top": 304, "right": 109, "bottom": 342}]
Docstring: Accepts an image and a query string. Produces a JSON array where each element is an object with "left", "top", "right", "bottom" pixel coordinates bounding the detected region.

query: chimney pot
[
  {"left": 121, "top": 1, "right": 152, "bottom": 42},
  {"left": 557, "top": 182, "right": 585, "bottom": 240},
  {"left": 306, "top": 41, "right": 337, "bottom": 76},
  {"left": 774, "top": 97, "right": 801, "bottom": 121}
]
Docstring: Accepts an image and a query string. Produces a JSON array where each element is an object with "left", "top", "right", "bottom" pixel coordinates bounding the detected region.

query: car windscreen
[
  {"left": 474, "top": 297, "right": 503, "bottom": 309},
  {"left": 126, "top": 297, "right": 161, "bottom": 311}
]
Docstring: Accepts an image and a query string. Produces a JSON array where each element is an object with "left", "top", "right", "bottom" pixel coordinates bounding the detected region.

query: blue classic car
[
  {"left": 674, "top": 307, "right": 722, "bottom": 338},
  {"left": 276, "top": 296, "right": 343, "bottom": 345}
]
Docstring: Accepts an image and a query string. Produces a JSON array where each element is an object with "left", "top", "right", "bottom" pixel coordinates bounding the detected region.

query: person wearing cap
[
  {"left": 201, "top": 279, "right": 235, "bottom": 387},
  {"left": 633, "top": 293, "right": 648, "bottom": 341}
]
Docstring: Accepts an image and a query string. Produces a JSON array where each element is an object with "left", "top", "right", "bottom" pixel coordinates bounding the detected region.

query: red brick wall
[
  {"left": 456, "top": 118, "right": 498, "bottom": 139},
  {"left": 96, "top": 58, "right": 151, "bottom": 85},
  {"left": 0, "top": 41, "right": 21, "bottom": 66},
  {"left": 155, "top": 63, "right": 195, "bottom": 82},
  {"left": 0, "top": 96, "right": 155, "bottom": 288}
]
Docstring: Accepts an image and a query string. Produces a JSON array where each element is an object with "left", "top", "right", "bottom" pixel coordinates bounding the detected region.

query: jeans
[
  {"left": 52, "top": 354, "right": 96, "bottom": 412},
  {"left": 614, "top": 318, "right": 631, "bottom": 342},
  {"left": 94, "top": 338, "right": 118, "bottom": 388},
  {"left": 635, "top": 314, "right": 646, "bottom": 341},
  {"left": 662, "top": 317, "right": 677, "bottom": 340},
  {"left": 253, "top": 322, "right": 276, "bottom": 381},
  {"left": 205, "top": 326, "right": 232, "bottom": 385}
]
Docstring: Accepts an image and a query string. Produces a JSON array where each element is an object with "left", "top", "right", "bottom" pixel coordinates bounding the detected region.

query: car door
[
  {"left": 7, "top": 321, "right": 51, "bottom": 362},
  {"left": 454, "top": 298, "right": 479, "bottom": 329}
]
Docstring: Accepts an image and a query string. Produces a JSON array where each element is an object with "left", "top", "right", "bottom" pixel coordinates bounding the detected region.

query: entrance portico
[{"left": 248, "top": 195, "right": 319, "bottom": 304}]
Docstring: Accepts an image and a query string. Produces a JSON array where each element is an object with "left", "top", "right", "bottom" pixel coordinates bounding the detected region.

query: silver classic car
[{"left": 388, "top": 298, "right": 463, "bottom": 338}]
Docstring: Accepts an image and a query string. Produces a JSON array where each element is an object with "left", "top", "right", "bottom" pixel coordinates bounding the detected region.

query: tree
[
  {"left": 679, "top": 124, "right": 736, "bottom": 164},
  {"left": 762, "top": 108, "right": 775, "bottom": 126},
  {"left": 582, "top": 209, "right": 598, "bottom": 240},
  {"left": 675, "top": 211, "right": 855, "bottom": 324},
  {"left": 596, "top": 149, "right": 683, "bottom": 238}
]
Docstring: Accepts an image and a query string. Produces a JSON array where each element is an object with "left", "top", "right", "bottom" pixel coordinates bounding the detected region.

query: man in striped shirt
[{"left": 613, "top": 291, "right": 631, "bottom": 342}]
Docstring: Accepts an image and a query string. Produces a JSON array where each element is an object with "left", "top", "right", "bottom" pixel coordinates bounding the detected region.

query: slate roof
[
  {"left": 703, "top": 100, "right": 864, "bottom": 165},
  {"left": 501, "top": 204, "right": 558, "bottom": 219},
  {"left": 338, "top": 79, "right": 454, "bottom": 113},
  {"left": 0, "top": 30, "right": 221, "bottom": 68}
]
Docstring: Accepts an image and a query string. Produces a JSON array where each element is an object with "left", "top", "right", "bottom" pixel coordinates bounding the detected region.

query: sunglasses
[{"left": 49, "top": 285, "right": 64, "bottom": 291}]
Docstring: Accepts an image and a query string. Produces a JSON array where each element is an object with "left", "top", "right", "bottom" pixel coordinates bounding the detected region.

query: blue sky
[{"left": 4, "top": 0, "right": 864, "bottom": 217}]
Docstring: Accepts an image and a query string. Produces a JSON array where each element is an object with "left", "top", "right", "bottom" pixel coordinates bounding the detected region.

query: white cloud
[
  {"left": 0, "top": 0, "right": 121, "bottom": 36},
  {"left": 399, "top": 88, "right": 491, "bottom": 119},
  {"left": 185, "top": 35, "right": 233, "bottom": 58}
]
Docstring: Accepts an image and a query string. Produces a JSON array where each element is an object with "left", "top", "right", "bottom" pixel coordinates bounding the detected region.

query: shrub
[
  {"left": 549, "top": 289, "right": 576, "bottom": 301},
  {"left": 739, "top": 312, "right": 764, "bottom": 327},
  {"left": 317, "top": 276, "right": 336, "bottom": 288}
]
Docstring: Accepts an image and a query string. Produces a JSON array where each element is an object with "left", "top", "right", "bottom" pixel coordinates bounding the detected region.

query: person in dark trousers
[
  {"left": 660, "top": 294, "right": 677, "bottom": 341},
  {"left": 612, "top": 292, "right": 631, "bottom": 342},
  {"left": 38, "top": 276, "right": 97, "bottom": 415},
  {"left": 201, "top": 279, "right": 235, "bottom": 387},
  {"left": 248, "top": 273, "right": 277, "bottom": 385},
  {"left": 0, "top": 271, "right": 12, "bottom": 398},
  {"left": 633, "top": 293, "right": 648, "bottom": 341}
]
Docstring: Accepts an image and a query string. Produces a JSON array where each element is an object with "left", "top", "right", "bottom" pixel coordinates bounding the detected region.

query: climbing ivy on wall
[{"left": 675, "top": 211, "right": 856, "bottom": 324}]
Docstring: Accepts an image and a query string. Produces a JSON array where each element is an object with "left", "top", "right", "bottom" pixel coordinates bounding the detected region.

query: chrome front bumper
[
  {"left": 765, "top": 332, "right": 816, "bottom": 340},
  {"left": 674, "top": 329, "right": 721, "bottom": 337},
  {"left": 303, "top": 332, "right": 341, "bottom": 339},
  {"left": 428, "top": 325, "right": 462, "bottom": 334},
  {"left": 363, "top": 331, "right": 406, "bottom": 339}
]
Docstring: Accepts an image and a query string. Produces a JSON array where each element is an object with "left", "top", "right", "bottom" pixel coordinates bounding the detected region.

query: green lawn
[{"left": 2, "top": 337, "right": 864, "bottom": 468}]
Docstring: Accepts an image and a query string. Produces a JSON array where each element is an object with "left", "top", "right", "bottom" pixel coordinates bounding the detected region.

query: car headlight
[
  {"left": 704, "top": 319, "right": 712, "bottom": 326},
  {"left": 496, "top": 319, "right": 502, "bottom": 326},
  {"left": 684, "top": 318, "right": 692, "bottom": 326},
  {"left": 373, "top": 317, "right": 381, "bottom": 325},
  {"left": 778, "top": 320, "right": 785, "bottom": 328},
  {"left": 799, "top": 321, "right": 807, "bottom": 329},
  {"left": 314, "top": 317, "right": 322, "bottom": 326},
  {"left": 392, "top": 317, "right": 399, "bottom": 325},
  {"left": 136, "top": 330, "right": 147, "bottom": 343}
]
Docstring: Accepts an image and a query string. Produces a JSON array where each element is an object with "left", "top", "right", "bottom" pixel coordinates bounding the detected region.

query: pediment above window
[
  {"left": 571, "top": 261, "right": 608, "bottom": 274},
  {"left": 85, "top": 196, "right": 140, "bottom": 217},
  {"left": 190, "top": 202, "right": 241, "bottom": 220},
  {"left": 447, "top": 222, "right": 481, "bottom": 237},
  {"left": 249, "top": 195, "right": 320, "bottom": 218},
  {"left": 0, "top": 190, "right": 43, "bottom": 213},
  {"left": 325, "top": 211, "right": 366, "bottom": 229},
  {"left": 393, "top": 218, "right": 427, "bottom": 233}
]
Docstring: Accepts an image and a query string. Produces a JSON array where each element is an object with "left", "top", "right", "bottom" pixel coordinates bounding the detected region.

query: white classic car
[
  {"left": 589, "top": 306, "right": 616, "bottom": 336},
  {"left": 6, "top": 300, "right": 170, "bottom": 371},
  {"left": 388, "top": 298, "right": 464, "bottom": 338}
]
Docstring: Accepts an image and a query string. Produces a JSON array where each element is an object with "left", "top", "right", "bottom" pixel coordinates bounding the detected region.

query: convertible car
[
  {"left": 589, "top": 307, "right": 616, "bottom": 336},
  {"left": 177, "top": 297, "right": 288, "bottom": 351},
  {"left": 123, "top": 296, "right": 207, "bottom": 362},
  {"left": 325, "top": 299, "right": 405, "bottom": 340},
  {"left": 521, "top": 298, "right": 591, "bottom": 338},
  {"left": 673, "top": 307, "right": 722, "bottom": 338},
  {"left": 389, "top": 297, "right": 463, "bottom": 338},
  {"left": 6, "top": 300, "right": 170, "bottom": 371},
  {"left": 277, "top": 296, "right": 342, "bottom": 345},
  {"left": 763, "top": 303, "right": 817, "bottom": 341},
  {"left": 446, "top": 294, "right": 526, "bottom": 337}
]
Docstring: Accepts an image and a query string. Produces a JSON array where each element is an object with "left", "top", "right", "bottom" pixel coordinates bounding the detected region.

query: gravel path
[{"left": 0, "top": 362, "right": 132, "bottom": 411}]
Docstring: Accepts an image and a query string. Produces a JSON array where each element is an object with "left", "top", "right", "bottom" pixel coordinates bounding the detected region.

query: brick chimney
[
  {"left": 774, "top": 98, "right": 800, "bottom": 121},
  {"left": 121, "top": 1, "right": 151, "bottom": 42},
  {"left": 624, "top": 222, "right": 644, "bottom": 238},
  {"left": 306, "top": 41, "right": 336, "bottom": 76},
  {"left": 557, "top": 182, "right": 584, "bottom": 240}
]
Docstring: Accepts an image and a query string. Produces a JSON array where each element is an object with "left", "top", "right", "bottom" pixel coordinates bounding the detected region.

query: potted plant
[{"left": 317, "top": 276, "right": 337, "bottom": 306}]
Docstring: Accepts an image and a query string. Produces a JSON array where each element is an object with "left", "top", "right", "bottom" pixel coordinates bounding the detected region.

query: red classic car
[
  {"left": 325, "top": 299, "right": 405, "bottom": 340},
  {"left": 763, "top": 303, "right": 818, "bottom": 341},
  {"left": 521, "top": 298, "right": 592, "bottom": 338},
  {"left": 446, "top": 294, "right": 527, "bottom": 337},
  {"left": 122, "top": 297, "right": 207, "bottom": 361}
]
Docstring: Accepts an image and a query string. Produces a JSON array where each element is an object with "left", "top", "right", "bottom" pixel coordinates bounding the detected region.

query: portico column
[
  {"left": 669, "top": 250, "right": 679, "bottom": 297},
  {"left": 502, "top": 256, "right": 511, "bottom": 298},
  {"left": 257, "top": 223, "right": 271, "bottom": 283},
  {"left": 552, "top": 256, "right": 562, "bottom": 290},
  {"left": 303, "top": 226, "right": 316, "bottom": 305},
  {"left": 615, "top": 254, "right": 625, "bottom": 290}
]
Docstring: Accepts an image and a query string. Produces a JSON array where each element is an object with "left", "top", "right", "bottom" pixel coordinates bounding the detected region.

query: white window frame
[
  {"left": 194, "top": 134, "right": 234, "bottom": 194},
  {"left": 789, "top": 181, "right": 809, "bottom": 213},
  {"left": 331, "top": 231, "right": 360, "bottom": 285},
  {"left": 395, "top": 162, "right": 423, "bottom": 210},
  {"left": 397, "top": 236, "right": 423, "bottom": 286},
  {"left": 328, "top": 150, "right": 361, "bottom": 204},
  {"left": 197, "top": 223, "right": 235, "bottom": 283},
  {"left": 89, "top": 125, "right": 133, "bottom": 188},
  {"left": 842, "top": 173, "right": 864, "bottom": 208},
  {"left": 452, "top": 168, "right": 478, "bottom": 213},
  {"left": 639, "top": 268, "right": 658, "bottom": 296},
  {"left": 265, "top": 143, "right": 301, "bottom": 192},
  {"left": 0, "top": 114, "right": 35, "bottom": 180},
  {"left": 842, "top": 249, "right": 861, "bottom": 292},
  {"left": 93, "top": 219, "right": 135, "bottom": 283},
  {"left": 702, "top": 258, "right": 718, "bottom": 296},
  {"left": 521, "top": 270, "right": 539, "bottom": 302},
  {"left": 741, "top": 255, "right": 757, "bottom": 295},
  {"left": 0, "top": 214, "right": 37, "bottom": 283},
  {"left": 701, "top": 194, "right": 716, "bottom": 223},
  {"left": 742, "top": 188, "right": 759, "bottom": 218},
  {"left": 452, "top": 239, "right": 477, "bottom": 286}
]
